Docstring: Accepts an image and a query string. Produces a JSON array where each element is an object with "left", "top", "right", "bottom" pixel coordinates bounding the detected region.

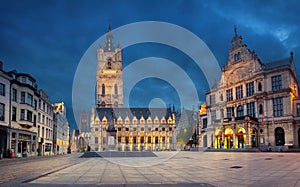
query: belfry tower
[{"left": 96, "top": 25, "right": 123, "bottom": 108}]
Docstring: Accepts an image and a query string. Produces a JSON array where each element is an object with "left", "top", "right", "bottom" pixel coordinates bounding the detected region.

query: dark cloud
[{"left": 1, "top": 0, "right": 300, "bottom": 130}]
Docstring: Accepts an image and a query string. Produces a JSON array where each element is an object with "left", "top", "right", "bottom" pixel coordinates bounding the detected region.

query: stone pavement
[
  {"left": 1, "top": 152, "right": 300, "bottom": 187},
  {"left": 0, "top": 153, "right": 81, "bottom": 185}
]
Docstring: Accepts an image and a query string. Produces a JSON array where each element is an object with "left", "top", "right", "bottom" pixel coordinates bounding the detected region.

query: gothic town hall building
[
  {"left": 203, "top": 29, "right": 300, "bottom": 150},
  {"left": 90, "top": 26, "right": 176, "bottom": 151}
]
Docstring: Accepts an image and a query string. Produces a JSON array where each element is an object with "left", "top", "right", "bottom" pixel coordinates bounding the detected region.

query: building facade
[
  {"left": 0, "top": 62, "right": 54, "bottom": 158},
  {"left": 79, "top": 111, "right": 90, "bottom": 133},
  {"left": 90, "top": 26, "right": 176, "bottom": 151},
  {"left": 36, "top": 90, "right": 54, "bottom": 156},
  {"left": 53, "top": 102, "right": 70, "bottom": 154},
  {"left": 203, "top": 29, "right": 300, "bottom": 150}
]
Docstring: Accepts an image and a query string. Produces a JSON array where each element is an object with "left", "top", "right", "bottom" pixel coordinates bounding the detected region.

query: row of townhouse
[{"left": 0, "top": 61, "right": 70, "bottom": 158}]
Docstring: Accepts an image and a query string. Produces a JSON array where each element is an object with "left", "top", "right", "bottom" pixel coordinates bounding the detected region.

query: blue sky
[{"left": 1, "top": 0, "right": 300, "bottom": 130}]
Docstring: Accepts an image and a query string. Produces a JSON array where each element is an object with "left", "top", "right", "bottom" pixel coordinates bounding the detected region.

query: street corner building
[
  {"left": 200, "top": 28, "right": 300, "bottom": 151},
  {"left": 0, "top": 63, "right": 55, "bottom": 158},
  {"left": 89, "top": 26, "right": 176, "bottom": 152}
]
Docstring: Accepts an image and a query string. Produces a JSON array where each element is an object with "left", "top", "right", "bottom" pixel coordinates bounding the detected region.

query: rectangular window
[
  {"left": 28, "top": 79, "right": 33, "bottom": 86},
  {"left": 39, "top": 99, "right": 41, "bottom": 109},
  {"left": 210, "top": 94, "right": 216, "bottom": 105},
  {"left": 95, "top": 137, "right": 98, "bottom": 144},
  {"left": 247, "top": 102, "right": 256, "bottom": 118},
  {"left": 246, "top": 82, "right": 254, "bottom": 97},
  {"left": 273, "top": 97, "right": 283, "bottom": 117},
  {"left": 202, "top": 118, "right": 207, "bottom": 129},
  {"left": 27, "top": 110, "right": 32, "bottom": 122},
  {"left": 34, "top": 100, "right": 37, "bottom": 110},
  {"left": 12, "top": 88, "right": 17, "bottom": 101},
  {"left": 226, "top": 89, "right": 233, "bottom": 101},
  {"left": 272, "top": 75, "right": 282, "bottom": 91},
  {"left": 21, "top": 92, "right": 26, "bottom": 103},
  {"left": 12, "top": 107, "right": 17, "bottom": 121},
  {"left": 227, "top": 107, "right": 233, "bottom": 118},
  {"left": 38, "top": 113, "right": 41, "bottom": 123},
  {"left": 0, "top": 103, "right": 4, "bottom": 121},
  {"left": 21, "top": 77, "right": 26, "bottom": 84},
  {"left": 148, "top": 136, "right": 151, "bottom": 143},
  {"left": 236, "top": 85, "right": 243, "bottom": 100},
  {"left": 211, "top": 110, "right": 216, "bottom": 121},
  {"left": 0, "top": 83, "right": 5, "bottom": 96},
  {"left": 27, "top": 94, "right": 33, "bottom": 106},
  {"left": 20, "top": 109, "right": 25, "bottom": 120}
]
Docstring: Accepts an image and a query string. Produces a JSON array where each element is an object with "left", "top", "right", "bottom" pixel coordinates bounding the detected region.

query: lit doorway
[{"left": 236, "top": 127, "right": 246, "bottom": 148}]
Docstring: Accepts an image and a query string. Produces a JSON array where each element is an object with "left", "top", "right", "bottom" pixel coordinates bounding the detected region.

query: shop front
[{"left": 10, "top": 129, "right": 37, "bottom": 157}]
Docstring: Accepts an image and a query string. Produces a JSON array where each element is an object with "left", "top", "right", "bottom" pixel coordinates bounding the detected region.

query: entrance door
[
  {"left": 251, "top": 128, "right": 258, "bottom": 147},
  {"left": 275, "top": 127, "right": 285, "bottom": 146},
  {"left": 225, "top": 135, "right": 233, "bottom": 149}
]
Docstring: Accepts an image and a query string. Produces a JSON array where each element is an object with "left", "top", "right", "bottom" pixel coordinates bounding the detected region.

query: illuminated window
[
  {"left": 226, "top": 89, "right": 233, "bottom": 101},
  {"left": 246, "top": 82, "right": 254, "bottom": 97},
  {"left": 236, "top": 85, "right": 243, "bottom": 100}
]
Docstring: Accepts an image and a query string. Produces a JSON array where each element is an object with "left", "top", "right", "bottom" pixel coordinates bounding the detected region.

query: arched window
[
  {"left": 114, "top": 101, "right": 118, "bottom": 107},
  {"left": 275, "top": 127, "right": 285, "bottom": 146},
  {"left": 102, "top": 84, "right": 105, "bottom": 95},
  {"left": 114, "top": 84, "right": 118, "bottom": 95},
  {"left": 234, "top": 54, "right": 237, "bottom": 61},
  {"left": 258, "top": 82, "right": 262, "bottom": 92},
  {"left": 237, "top": 52, "right": 241, "bottom": 60},
  {"left": 237, "top": 105, "right": 244, "bottom": 117},
  {"left": 101, "top": 101, "right": 105, "bottom": 107},
  {"left": 107, "top": 59, "right": 112, "bottom": 69}
]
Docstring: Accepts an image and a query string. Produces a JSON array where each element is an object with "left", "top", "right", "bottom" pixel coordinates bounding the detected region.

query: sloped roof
[
  {"left": 264, "top": 58, "right": 291, "bottom": 70},
  {"left": 96, "top": 107, "right": 173, "bottom": 122}
]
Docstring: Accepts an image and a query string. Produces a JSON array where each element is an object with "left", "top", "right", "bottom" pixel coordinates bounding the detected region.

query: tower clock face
[{"left": 227, "top": 67, "right": 250, "bottom": 84}]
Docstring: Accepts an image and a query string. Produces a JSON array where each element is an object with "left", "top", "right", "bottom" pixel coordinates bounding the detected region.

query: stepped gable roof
[{"left": 96, "top": 107, "right": 173, "bottom": 122}]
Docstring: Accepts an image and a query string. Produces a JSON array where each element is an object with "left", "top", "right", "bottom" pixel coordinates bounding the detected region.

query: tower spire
[{"left": 104, "top": 24, "right": 115, "bottom": 52}]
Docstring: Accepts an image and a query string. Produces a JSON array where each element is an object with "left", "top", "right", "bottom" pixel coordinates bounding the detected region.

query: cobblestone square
[{"left": 1, "top": 152, "right": 300, "bottom": 187}]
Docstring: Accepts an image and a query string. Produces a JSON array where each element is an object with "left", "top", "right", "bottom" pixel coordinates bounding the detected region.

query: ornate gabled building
[
  {"left": 90, "top": 26, "right": 176, "bottom": 151},
  {"left": 204, "top": 28, "right": 300, "bottom": 150}
]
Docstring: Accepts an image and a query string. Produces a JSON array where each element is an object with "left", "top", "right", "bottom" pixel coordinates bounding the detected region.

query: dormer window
[{"left": 234, "top": 52, "right": 241, "bottom": 61}]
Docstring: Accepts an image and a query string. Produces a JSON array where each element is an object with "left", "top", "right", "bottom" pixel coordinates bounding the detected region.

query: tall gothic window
[
  {"left": 102, "top": 84, "right": 105, "bottom": 95},
  {"left": 114, "top": 84, "right": 118, "bottom": 95}
]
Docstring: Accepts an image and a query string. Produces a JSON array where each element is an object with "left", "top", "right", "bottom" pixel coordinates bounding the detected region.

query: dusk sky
[{"left": 1, "top": 0, "right": 300, "bottom": 130}]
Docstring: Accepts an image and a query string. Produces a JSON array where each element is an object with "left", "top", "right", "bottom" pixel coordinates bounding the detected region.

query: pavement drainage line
[{"left": 22, "top": 161, "right": 81, "bottom": 183}]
